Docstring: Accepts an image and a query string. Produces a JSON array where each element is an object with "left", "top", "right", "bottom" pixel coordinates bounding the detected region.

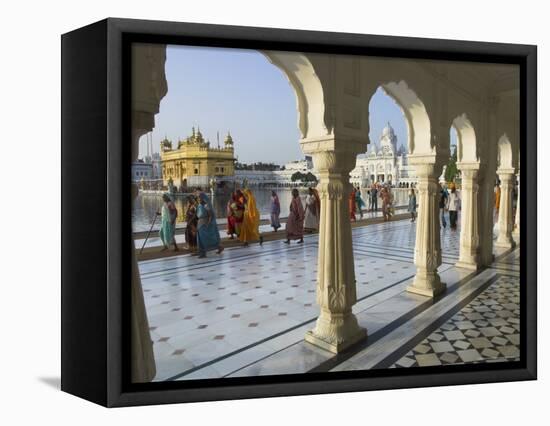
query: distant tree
[
  {"left": 305, "top": 172, "right": 318, "bottom": 183},
  {"left": 291, "top": 171, "right": 305, "bottom": 182},
  {"left": 445, "top": 144, "right": 458, "bottom": 182}
]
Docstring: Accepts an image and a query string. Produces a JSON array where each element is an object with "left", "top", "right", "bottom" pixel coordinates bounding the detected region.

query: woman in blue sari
[
  {"left": 355, "top": 186, "right": 365, "bottom": 219},
  {"left": 158, "top": 193, "right": 179, "bottom": 251},
  {"left": 196, "top": 192, "right": 224, "bottom": 258}
]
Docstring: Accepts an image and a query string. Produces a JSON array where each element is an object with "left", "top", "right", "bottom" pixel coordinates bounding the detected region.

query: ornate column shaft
[
  {"left": 513, "top": 172, "right": 520, "bottom": 239},
  {"left": 302, "top": 137, "right": 367, "bottom": 353},
  {"left": 495, "top": 169, "right": 516, "bottom": 248},
  {"left": 456, "top": 166, "right": 480, "bottom": 270},
  {"left": 406, "top": 162, "right": 446, "bottom": 297}
]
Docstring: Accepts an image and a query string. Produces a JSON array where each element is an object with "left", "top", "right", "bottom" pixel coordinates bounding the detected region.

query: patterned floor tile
[
  {"left": 391, "top": 274, "right": 520, "bottom": 368},
  {"left": 137, "top": 217, "right": 520, "bottom": 381}
]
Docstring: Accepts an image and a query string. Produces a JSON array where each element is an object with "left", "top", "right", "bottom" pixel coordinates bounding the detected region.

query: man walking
[
  {"left": 439, "top": 183, "right": 449, "bottom": 228},
  {"left": 370, "top": 185, "right": 378, "bottom": 212}
]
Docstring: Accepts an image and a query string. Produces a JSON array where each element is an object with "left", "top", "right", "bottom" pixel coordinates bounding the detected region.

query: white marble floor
[{"left": 137, "top": 217, "right": 520, "bottom": 381}]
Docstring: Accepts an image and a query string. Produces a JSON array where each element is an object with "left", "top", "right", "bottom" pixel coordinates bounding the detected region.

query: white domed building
[{"left": 350, "top": 122, "right": 417, "bottom": 187}]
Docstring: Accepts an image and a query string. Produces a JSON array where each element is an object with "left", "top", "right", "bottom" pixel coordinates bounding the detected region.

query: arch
[
  {"left": 452, "top": 113, "right": 478, "bottom": 164},
  {"left": 497, "top": 134, "right": 514, "bottom": 170},
  {"left": 261, "top": 51, "right": 327, "bottom": 139},
  {"left": 378, "top": 81, "right": 432, "bottom": 156}
]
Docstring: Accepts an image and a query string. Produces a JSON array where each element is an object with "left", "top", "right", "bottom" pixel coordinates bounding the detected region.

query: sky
[{"left": 139, "top": 45, "right": 456, "bottom": 164}]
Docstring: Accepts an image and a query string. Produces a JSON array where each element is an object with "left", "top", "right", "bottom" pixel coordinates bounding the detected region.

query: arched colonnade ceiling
[{"left": 262, "top": 51, "right": 520, "bottom": 170}]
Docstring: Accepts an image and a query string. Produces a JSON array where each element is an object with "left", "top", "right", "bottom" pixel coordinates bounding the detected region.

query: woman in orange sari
[{"left": 239, "top": 188, "right": 263, "bottom": 247}]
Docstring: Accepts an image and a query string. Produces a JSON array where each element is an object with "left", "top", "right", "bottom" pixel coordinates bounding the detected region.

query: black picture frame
[{"left": 61, "top": 17, "right": 537, "bottom": 407}]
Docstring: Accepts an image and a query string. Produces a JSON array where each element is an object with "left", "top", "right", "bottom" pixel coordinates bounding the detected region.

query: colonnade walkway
[{"left": 138, "top": 218, "right": 520, "bottom": 381}]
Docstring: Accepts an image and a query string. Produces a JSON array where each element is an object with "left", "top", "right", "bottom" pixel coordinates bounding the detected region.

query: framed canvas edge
[{"left": 95, "top": 18, "right": 537, "bottom": 407}]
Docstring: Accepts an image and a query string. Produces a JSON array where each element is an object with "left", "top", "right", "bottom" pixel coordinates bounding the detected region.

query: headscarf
[
  {"left": 271, "top": 191, "right": 280, "bottom": 214},
  {"left": 198, "top": 192, "right": 216, "bottom": 224}
]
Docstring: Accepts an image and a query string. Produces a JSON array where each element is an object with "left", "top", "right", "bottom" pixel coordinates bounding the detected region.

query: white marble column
[
  {"left": 406, "top": 163, "right": 446, "bottom": 297},
  {"left": 302, "top": 138, "right": 367, "bottom": 353},
  {"left": 131, "top": 119, "right": 157, "bottom": 383},
  {"left": 495, "top": 169, "right": 516, "bottom": 248},
  {"left": 129, "top": 42, "right": 168, "bottom": 382},
  {"left": 513, "top": 172, "right": 520, "bottom": 239},
  {"left": 456, "top": 166, "right": 480, "bottom": 270}
]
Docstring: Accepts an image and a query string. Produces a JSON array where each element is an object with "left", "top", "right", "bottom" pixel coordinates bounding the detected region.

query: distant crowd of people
[
  {"left": 154, "top": 181, "right": 470, "bottom": 257},
  {"left": 354, "top": 183, "right": 410, "bottom": 222}
]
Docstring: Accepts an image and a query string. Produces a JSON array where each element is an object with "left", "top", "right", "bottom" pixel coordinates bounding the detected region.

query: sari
[
  {"left": 381, "top": 187, "right": 392, "bottom": 220},
  {"left": 196, "top": 192, "right": 221, "bottom": 253},
  {"left": 304, "top": 189, "right": 320, "bottom": 231},
  {"left": 226, "top": 198, "right": 235, "bottom": 236},
  {"left": 355, "top": 189, "right": 365, "bottom": 213},
  {"left": 239, "top": 188, "right": 260, "bottom": 242},
  {"left": 184, "top": 203, "right": 198, "bottom": 250},
  {"left": 349, "top": 189, "right": 357, "bottom": 221},
  {"left": 229, "top": 192, "right": 245, "bottom": 236},
  {"left": 159, "top": 197, "right": 177, "bottom": 247},
  {"left": 286, "top": 196, "right": 305, "bottom": 239},
  {"left": 270, "top": 193, "right": 281, "bottom": 230},
  {"left": 407, "top": 194, "right": 417, "bottom": 213}
]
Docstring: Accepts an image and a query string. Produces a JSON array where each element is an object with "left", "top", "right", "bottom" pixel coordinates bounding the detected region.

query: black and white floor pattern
[
  {"left": 138, "top": 217, "right": 520, "bottom": 381},
  {"left": 391, "top": 274, "right": 520, "bottom": 368}
]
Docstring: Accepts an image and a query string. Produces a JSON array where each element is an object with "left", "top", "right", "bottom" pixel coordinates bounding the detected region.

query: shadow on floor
[{"left": 38, "top": 376, "right": 61, "bottom": 389}]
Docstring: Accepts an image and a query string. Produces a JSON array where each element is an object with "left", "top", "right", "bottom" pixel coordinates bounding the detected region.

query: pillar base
[
  {"left": 407, "top": 273, "right": 446, "bottom": 298},
  {"left": 494, "top": 239, "right": 515, "bottom": 249},
  {"left": 305, "top": 312, "right": 367, "bottom": 353},
  {"left": 455, "top": 260, "right": 480, "bottom": 271}
]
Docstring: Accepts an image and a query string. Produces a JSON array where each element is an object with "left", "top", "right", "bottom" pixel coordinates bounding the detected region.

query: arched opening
[
  {"left": 132, "top": 45, "right": 304, "bottom": 232},
  {"left": 133, "top": 45, "right": 351, "bottom": 380},
  {"left": 453, "top": 114, "right": 478, "bottom": 165},
  {"left": 497, "top": 134, "right": 514, "bottom": 170},
  {"left": 358, "top": 86, "right": 412, "bottom": 219},
  {"left": 363, "top": 81, "right": 447, "bottom": 297}
]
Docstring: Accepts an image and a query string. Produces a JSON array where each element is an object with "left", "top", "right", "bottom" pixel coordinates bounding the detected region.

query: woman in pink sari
[
  {"left": 226, "top": 194, "right": 236, "bottom": 239},
  {"left": 285, "top": 188, "right": 305, "bottom": 244}
]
